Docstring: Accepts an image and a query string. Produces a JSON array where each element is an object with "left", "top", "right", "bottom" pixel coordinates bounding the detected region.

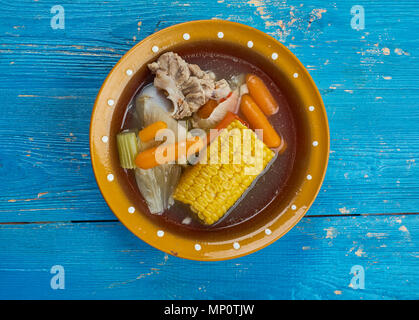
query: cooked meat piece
[
  {"left": 153, "top": 70, "right": 188, "bottom": 118},
  {"left": 148, "top": 52, "right": 231, "bottom": 119},
  {"left": 148, "top": 52, "right": 190, "bottom": 86},
  {"left": 212, "top": 79, "right": 231, "bottom": 100},
  {"left": 188, "top": 64, "right": 205, "bottom": 78},
  {"left": 188, "top": 64, "right": 216, "bottom": 81}
]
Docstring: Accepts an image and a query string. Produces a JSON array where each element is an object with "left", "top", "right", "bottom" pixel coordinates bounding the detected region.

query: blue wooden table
[{"left": 0, "top": 0, "right": 418, "bottom": 299}]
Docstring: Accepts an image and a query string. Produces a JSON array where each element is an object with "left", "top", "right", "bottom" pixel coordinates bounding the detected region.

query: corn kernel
[{"left": 172, "top": 120, "right": 275, "bottom": 225}]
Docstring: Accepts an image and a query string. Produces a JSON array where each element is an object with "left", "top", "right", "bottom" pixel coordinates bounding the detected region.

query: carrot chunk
[
  {"left": 197, "top": 99, "right": 218, "bottom": 119},
  {"left": 240, "top": 94, "right": 281, "bottom": 148},
  {"left": 246, "top": 74, "right": 279, "bottom": 116},
  {"left": 138, "top": 121, "right": 167, "bottom": 142},
  {"left": 135, "top": 136, "right": 204, "bottom": 169}
]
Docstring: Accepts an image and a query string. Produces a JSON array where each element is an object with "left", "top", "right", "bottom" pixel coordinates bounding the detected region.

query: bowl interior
[{"left": 90, "top": 20, "right": 329, "bottom": 260}]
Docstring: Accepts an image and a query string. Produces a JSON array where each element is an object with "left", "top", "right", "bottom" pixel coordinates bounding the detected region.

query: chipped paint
[
  {"left": 325, "top": 227, "right": 337, "bottom": 239},
  {"left": 366, "top": 232, "right": 387, "bottom": 239},
  {"left": 308, "top": 8, "right": 326, "bottom": 29},
  {"left": 382, "top": 47, "right": 390, "bottom": 55},
  {"left": 18, "top": 94, "right": 39, "bottom": 98},
  {"left": 18, "top": 94, "right": 80, "bottom": 99},
  {"left": 246, "top": 0, "right": 292, "bottom": 42},
  {"left": 339, "top": 207, "right": 351, "bottom": 214},
  {"left": 406, "top": 159, "right": 415, "bottom": 169},
  {"left": 355, "top": 246, "right": 366, "bottom": 257},
  {"left": 399, "top": 225, "right": 408, "bottom": 233},
  {"left": 394, "top": 48, "right": 409, "bottom": 56}
]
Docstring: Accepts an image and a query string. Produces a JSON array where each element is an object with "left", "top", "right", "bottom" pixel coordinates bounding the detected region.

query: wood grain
[{"left": 0, "top": 214, "right": 417, "bottom": 299}]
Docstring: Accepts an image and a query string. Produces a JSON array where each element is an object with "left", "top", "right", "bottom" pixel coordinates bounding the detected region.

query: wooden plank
[
  {"left": 1, "top": 0, "right": 417, "bottom": 91},
  {"left": 0, "top": 214, "right": 417, "bottom": 299},
  {"left": 0, "top": 0, "right": 417, "bottom": 220},
  {"left": 1, "top": 86, "right": 417, "bottom": 221}
]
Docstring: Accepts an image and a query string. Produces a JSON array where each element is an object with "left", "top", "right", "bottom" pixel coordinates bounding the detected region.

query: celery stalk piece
[{"left": 116, "top": 131, "right": 139, "bottom": 169}]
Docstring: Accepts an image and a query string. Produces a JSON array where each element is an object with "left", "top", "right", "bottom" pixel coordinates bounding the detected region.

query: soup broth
[{"left": 120, "top": 43, "right": 297, "bottom": 231}]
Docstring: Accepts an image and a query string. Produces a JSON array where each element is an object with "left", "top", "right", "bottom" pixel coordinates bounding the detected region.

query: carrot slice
[
  {"left": 217, "top": 91, "right": 233, "bottom": 103},
  {"left": 246, "top": 74, "right": 279, "bottom": 116},
  {"left": 240, "top": 94, "right": 281, "bottom": 148},
  {"left": 138, "top": 121, "right": 168, "bottom": 142},
  {"left": 197, "top": 99, "right": 218, "bottom": 119},
  {"left": 214, "top": 111, "right": 246, "bottom": 131},
  {"left": 135, "top": 136, "right": 204, "bottom": 169}
]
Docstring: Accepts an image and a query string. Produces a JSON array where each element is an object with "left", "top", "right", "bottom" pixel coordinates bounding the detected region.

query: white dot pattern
[{"left": 98, "top": 31, "right": 323, "bottom": 253}]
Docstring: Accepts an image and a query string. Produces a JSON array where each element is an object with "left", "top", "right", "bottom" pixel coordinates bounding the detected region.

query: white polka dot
[
  {"left": 128, "top": 207, "right": 135, "bottom": 214},
  {"left": 183, "top": 33, "right": 190, "bottom": 40},
  {"left": 271, "top": 52, "right": 278, "bottom": 60},
  {"left": 101, "top": 136, "right": 109, "bottom": 143},
  {"left": 313, "top": 141, "right": 318, "bottom": 147},
  {"left": 107, "top": 99, "right": 114, "bottom": 106},
  {"left": 233, "top": 242, "right": 240, "bottom": 250},
  {"left": 307, "top": 174, "right": 312, "bottom": 180},
  {"left": 293, "top": 73, "right": 299, "bottom": 78},
  {"left": 265, "top": 228, "right": 272, "bottom": 235},
  {"left": 182, "top": 216, "right": 192, "bottom": 224},
  {"left": 247, "top": 40, "right": 254, "bottom": 48},
  {"left": 217, "top": 31, "right": 224, "bottom": 38},
  {"left": 309, "top": 106, "right": 315, "bottom": 111},
  {"left": 126, "top": 69, "right": 133, "bottom": 76},
  {"left": 107, "top": 174, "right": 114, "bottom": 182},
  {"left": 157, "top": 230, "right": 164, "bottom": 237},
  {"left": 152, "top": 45, "right": 159, "bottom": 53},
  {"left": 291, "top": 205, "right": 297, "bottom": 210},
  {"left": 194, "top": 244, "right": 201, "bottom": 251}
]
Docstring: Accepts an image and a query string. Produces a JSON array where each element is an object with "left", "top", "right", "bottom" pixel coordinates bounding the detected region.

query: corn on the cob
[{"left": 172, "top": 120, "right": 275, "bottom": 225}]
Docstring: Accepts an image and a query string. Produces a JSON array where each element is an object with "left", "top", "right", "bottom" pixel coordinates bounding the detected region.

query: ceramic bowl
[{"left": 90, "top": 20, "right": 329, "bottom": 261}]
